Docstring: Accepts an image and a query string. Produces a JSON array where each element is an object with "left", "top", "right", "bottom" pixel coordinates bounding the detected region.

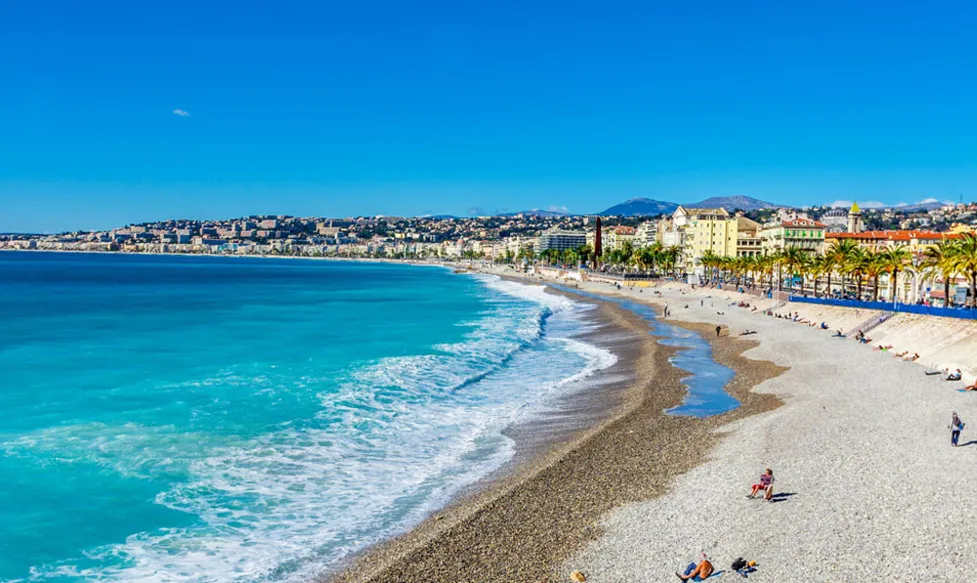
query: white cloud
[
  {"left": 172, "top": 109, "right": 190, "bottom": 117},
  {"left": 547, "top": 204, "right": 569, "bottom": 213}
]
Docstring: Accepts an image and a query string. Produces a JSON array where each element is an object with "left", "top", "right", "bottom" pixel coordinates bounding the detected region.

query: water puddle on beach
[{"left": 549, "top": 285, "right": 738, "bottom": 418}]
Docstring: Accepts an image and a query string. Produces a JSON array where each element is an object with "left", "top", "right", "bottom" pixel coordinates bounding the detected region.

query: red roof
[
  {"left": 826, "top": 230, "right": 962, "bottom": 242},
  {"left": 781, "top": 218, "right": 827, "bottom": 228}
]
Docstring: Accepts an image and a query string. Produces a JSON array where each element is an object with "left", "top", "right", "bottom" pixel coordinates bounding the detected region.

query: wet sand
[{"left": 330, "top": 282, "right": 785, "bottom": 583}]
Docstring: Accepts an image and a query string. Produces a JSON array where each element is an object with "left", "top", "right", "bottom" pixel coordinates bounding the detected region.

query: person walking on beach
[
  {"left": 716, "top": 325, "right": 722, "bottom": 337},
  {"left": 951, "top": 412, "right": 964, "bottom": 447}
]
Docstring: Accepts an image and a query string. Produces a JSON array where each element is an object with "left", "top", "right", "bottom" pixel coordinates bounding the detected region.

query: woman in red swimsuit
[{"left": 750, "top": 468, "right": 774, "bottom": 499}]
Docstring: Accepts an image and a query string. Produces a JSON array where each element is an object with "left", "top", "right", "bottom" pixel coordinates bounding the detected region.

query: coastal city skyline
[
  {"left": 0, "top": 194, "right": 965, "bottom": 235},
  {"left": 9, "top": 1, "right": 977, "bottom": 580}
]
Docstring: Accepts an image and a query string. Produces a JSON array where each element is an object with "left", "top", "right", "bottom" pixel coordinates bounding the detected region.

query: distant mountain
[
  {"left": 597, "top": 198, "right": 679, "bottom": 217},
  {"left": 889, "top": 201, "right": 945, "bottom": 212},
  {"left": 597, "top": 195, "right": 789, "bottom": 216},
  {"left": 687, "top": 196, "right": 790, "bottom": 211}
]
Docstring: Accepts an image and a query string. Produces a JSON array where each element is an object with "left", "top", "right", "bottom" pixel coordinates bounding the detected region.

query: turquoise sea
[{"left": 0, "top": 252, "right": 614, "bottom": 582}]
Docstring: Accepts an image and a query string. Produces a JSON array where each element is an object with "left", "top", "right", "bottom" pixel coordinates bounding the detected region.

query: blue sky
[{"left": 2, "top": 1, "right": 975, "bottom": 232}]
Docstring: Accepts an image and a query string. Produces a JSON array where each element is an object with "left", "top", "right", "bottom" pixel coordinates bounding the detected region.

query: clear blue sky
[{"left": 2, "top": 1, "right": 976, "bottom": 232}]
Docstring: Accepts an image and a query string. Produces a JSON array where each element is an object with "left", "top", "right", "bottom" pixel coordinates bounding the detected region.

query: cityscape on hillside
[{"left": 3, "top": 199, "right": 975, "bottom": 263}]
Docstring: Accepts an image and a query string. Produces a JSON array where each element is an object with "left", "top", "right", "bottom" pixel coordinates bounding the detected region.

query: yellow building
[
  {"left": 735, "top": 216, "right": 763, "bottom": 257},
  {"left": 682, "top": 207, "right": 733, "bottom": 262}
]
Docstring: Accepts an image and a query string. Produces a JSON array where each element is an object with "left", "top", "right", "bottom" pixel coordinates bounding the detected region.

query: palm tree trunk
[
  {"left": 894, "top": 269, "right": 901, "bottom": 303},
  {"left": 944, "top": 273, "right": 952, "bottom": 307},
  {"left": 971, "top": 271, "right": 977, "bottom": 308}
]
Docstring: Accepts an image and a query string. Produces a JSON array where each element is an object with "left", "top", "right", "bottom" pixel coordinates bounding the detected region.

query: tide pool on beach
[
  {"left": 549, "top": 285, "right": 738, "bottom": 418},
  {"left": 0, "top": 252, "right": 615, "bottom": 583}
]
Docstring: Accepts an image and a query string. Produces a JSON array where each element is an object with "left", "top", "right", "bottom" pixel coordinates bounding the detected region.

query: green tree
[
  {"left": 827, "top": 238, "right": 860, "bottom": 298},
  {"left": 949, "top": 233, "right": 977, "bottom": 308},
  {"left": 921, "top": 239, "right": 959, "bottom": 307},
  {"left": 878, "top": 247, "right": 912, "bottom": 303}
]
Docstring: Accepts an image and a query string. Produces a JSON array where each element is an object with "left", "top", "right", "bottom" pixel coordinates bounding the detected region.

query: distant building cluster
[{"left": 3, "top": 203, "right": 976, "bottom": 269}]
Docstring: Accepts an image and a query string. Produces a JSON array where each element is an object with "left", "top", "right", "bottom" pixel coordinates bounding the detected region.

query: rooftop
[
  {"left": 781, "top": 218, "right": 828, "bottom": 228},
  {"left": 826, "top": 230, "right": 963, "bottom": 241}
]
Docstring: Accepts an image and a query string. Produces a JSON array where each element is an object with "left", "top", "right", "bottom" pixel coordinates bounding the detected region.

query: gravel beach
[
  {"left": 567, "top": 282, "right": 977, "bottom": 582},
  {"left": 331, "top": 281, "right": 783, "bottom": 583}
]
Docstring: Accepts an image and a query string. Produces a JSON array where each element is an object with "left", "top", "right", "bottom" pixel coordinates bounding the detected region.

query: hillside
[
  {"left": 687, "top": 196, "right": 789, "bottom": 211},
  {"left": 597, "top": 198, "right": 679, "bottom": 217}
]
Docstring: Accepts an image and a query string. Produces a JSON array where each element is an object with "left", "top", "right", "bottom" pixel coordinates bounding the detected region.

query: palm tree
[
  {"left": 862, "top": 249, "right": 885, "bottom": 302},
  {"left": 921, "top": 239, "right": 959, "bottom": 307},
  {"left": 619, "top": 241, "right": 635, "bottom": 270},
  {"left": 779, "top": 247, "right": 808, "bottom": 294},
  {"left": 576, "top": 244, "right": 593, "bottom": 268},
  {"left": 663, "top": 245, "right": 682, "bottom": 277},
  {"left": 700, "top": 250, "right": 721, "bottom": 283},
  {"left": 950, "top": 233, "right": 977, "bottom": 308},
  {"left": 827, "top": 239, "right": 860, "bottom": 298},
  {"left": 878, "top": 247, "right": 912, "bottom": 303},
  {"left": 847, "top": 247, "right": 868, "bottom": 300},
  {"left": 633, "top": 246, "right": 657, "bottom": 274},
  {"left": 756, "top": 253, "right": 776, "bottom": 290}
]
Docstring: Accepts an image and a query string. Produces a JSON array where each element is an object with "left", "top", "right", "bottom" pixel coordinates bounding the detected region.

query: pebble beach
[
  {"left": 333, "top": 274, "right": 783, "bottom": 583},
  {"left": 334, "top": 266, "right": 977, "bottom": 583},
  {"left": 565, "top": 280, "right": 977, "bottom": 582}
]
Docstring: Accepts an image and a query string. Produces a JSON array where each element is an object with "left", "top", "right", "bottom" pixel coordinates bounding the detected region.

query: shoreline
[{"left": 330, "top": 274, "right": 786, "bottom": 583}]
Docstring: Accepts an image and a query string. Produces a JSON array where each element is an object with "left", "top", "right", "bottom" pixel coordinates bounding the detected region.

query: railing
[
  {"left": 787, "top": 295, "right": 977, "bottom": 320},
  {"left": 844, "top": 311, "right": 894, "bottom": 338},
  {"left": 579, "top": 269, "right": 679, "bottom": 281}
]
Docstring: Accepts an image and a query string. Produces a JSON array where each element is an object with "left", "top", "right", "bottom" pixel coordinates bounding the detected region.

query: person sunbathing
[
  {"left": 905, "top": 353, "right": 920, "bottom": 362},
  {"left": 820, "top": 322, "right": 829, "bottom": 329},
  {"left": 874, "top": 344, "right": 893, "bottom": 351},
  {"left": 677, "top": 556, "right": 714, "bottom": 581},
  {"left": 739, "top": 330, "right": 757, "bottom": 336},
  {"left": 749, "top": 468, "right": 774, "bottom": 499},
  {"left": 833, "top": 329, "right": 844, "bottom": 337},
  {"left": 963, "top": 382, "right": 977, "bottom": 391},
  {"left": 895, "top": 350, "right": 909, "bottom": 358}
]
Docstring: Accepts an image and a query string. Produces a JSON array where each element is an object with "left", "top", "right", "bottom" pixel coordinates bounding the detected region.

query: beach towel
[{"left": 681, "top": 565, "right": 724, "bottom": 581}]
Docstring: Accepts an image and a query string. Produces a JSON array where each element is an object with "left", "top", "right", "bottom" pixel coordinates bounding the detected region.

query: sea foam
[{"left": 9, "top": 269, "right": 615, "bottom": 583}]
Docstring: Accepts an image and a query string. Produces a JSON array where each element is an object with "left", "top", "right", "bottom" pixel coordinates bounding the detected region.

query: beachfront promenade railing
[{"left": 787, "top": 295, "right": 977, "bottom": 321}]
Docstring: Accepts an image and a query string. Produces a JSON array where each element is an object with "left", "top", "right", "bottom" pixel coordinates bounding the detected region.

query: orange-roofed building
[{"left": 825, "top": 230, "right": 962, "bottom": 253}]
